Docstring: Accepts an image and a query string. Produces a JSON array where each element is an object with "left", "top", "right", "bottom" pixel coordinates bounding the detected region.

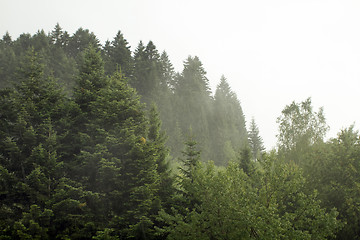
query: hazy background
[{"left": 1, "top": 0, "right": 360, "bottom": 149}]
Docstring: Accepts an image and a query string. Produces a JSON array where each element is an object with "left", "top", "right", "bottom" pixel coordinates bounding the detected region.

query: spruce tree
[
  {"left": 148, "top": 104, "right": 174, "bottom": 210},
  {"left": 177, "top": 131, "right": 202, "bottom": 211},
  {"left": 238, "top": 146, "right": 253, "bottom": 176},
  {"left": 70, "top": 47, "right": 163, "bottom": 238},
  {"left": 212, "top": 75, "right": 248, "bottom": 165},
  {"left": 0, "top": 32, "right": 16, "bottom": 88},
  {"left": 132, "top": 41, "right": 163, "bottom": 105},
  {"left": 159, "top": 51, "right": 175, "bottom": 91},
  {"left": 66, "top": 27, "right": 100, "bottom": 58},
  {"left": 103, "top": 30, "right": 133, "bottom": 77},
  {"left": 248, "top": 117, "right": 265, "bottom": 161},
  {"left": 0, "top": 48, "right": 68, "bottom": 238},
  {"left": 173, "top": 56, "right": 212, "bottom": 160},
  {"left": 131, "top": 41, "right": 147, "bottom": 95}
]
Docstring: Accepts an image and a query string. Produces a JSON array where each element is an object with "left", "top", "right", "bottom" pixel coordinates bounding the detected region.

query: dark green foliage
[
  {"left": 66, "top": 27, "right": 100, "bottom": 58},
  {"left": 179, "top": 132, "right": 201, "bottom": 182},
  {"left": 74, "top": 45, "right": 107, "bottom": 112},
  {"left": 103, "top": 30, "right": 133, "bottom": 77},
  {"left": 70, "top": 47, "right": 162, "bottom": 238},
  {"left": 148, "top": 104, "right": 175, "bottom": 211},
  {"left": 238, "top": 145, "right": 253, "bottom": 175},
  {"left": 176, "top": 133, "right": 202, "bottom": 213},
  {"left": 131, "top": 41, "right": 164, "bottom": 105},
  {"left": 1, "top": 26, "right": 357, "bottom": 240},
  {"left": 0, "top": 49, "right": 68, "bottom": 239},
  {"left": 0, "top": 42, "right": 168, "bottom": 239},
  {"left": 303, "top": 126, "right": 360, "bottom": 239}
]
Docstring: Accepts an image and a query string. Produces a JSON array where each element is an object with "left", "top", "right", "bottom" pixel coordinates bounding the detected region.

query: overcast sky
[{"left": 1, "top": 0, "right": 360, "bottom": 149}]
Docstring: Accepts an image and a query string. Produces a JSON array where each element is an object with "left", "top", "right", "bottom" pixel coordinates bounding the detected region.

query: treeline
[
  {"left": 0, "top": 24, "right": 251, "bottom": 165},
  {"left": 0, "top": 25, "right": 359, "bottom": 239}
]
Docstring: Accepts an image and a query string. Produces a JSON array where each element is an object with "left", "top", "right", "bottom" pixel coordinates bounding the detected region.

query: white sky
[{"left": 1, "top": 0, "right": 360, "bottom": 149}]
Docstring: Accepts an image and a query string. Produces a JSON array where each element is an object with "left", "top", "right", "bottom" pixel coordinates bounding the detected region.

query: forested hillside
[
  {"left": 0, "top": 25, "right": 248, "bottom": 165},
  {"left": 0, "top": 25, "right": 359, "bottom": 239}
]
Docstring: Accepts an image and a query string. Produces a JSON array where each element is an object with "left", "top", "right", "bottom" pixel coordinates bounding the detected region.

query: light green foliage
[
  {"left": 12, "top": 205, "right": 53, "bottom": 240},
  {"left": 277, "top": 97, "right": 329, "bottom": 164},
  {"left": 165, "top": 153, "right": 340, "bottom": 239},
  {"left": 1, "top": 26, "right": 355, "bottom": 240}
]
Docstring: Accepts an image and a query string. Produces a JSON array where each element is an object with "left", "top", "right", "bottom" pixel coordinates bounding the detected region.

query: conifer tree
[
  {"left": 238, "top": 145, "right": 253, "bottom": 176},
  {"left": 0, "top": 48, "right": 68, "bottom": 238},
  {"left": 0, "top": 32, "right": 16, "bottom": 88},
  {"left": 132, "top": 41, "right": 163, "bottom": 104},
  {"left": 131, "top": 41, "right": 147, "bottom": 94},
  {"left": 66, "top": 27, "right": 100, "bottom": 58},
  {"left": 103, "top": 30, "right": 133, "bottom": 77},
  {"left": 48, "top": 24, "right": 77, "bottom": 92},
  {"left": 179, "top": 135, "right": 201, "bottom": 181},
  {"left": 248, "top": 117, "right": 265, "bottom": 161},
  {"left": 70, "top": 47, "right": 163, "bottom": 238},
  {"left": 173, "top": 56, "right": 212, "bottom": 159},
  {"left": 64, "top": 45, "right": 108, "bottom": 170},
  {"left": 159, "top": 51, "right": 175, "bottom": 91},
  {"left": 212, "top": 75, "right": 248, "bottom": 165},
  {"left": 50, "top": 23, "right": 64, "bottom": 47},
  {"left": 148, "top": 104, "right": 174, "bottom": 210},
  {"left": 177, "top": 132, "right": 202, "bottom": 211}
]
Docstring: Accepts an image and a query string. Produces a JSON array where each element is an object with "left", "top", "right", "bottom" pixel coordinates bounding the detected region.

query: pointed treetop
[
  {"left": 248, "top": 117, "right": 265, "bottom": 161},
  {"left": 215, "top": 75, "right": 237, "bottom": 101},
  {"left": 2, "top": 31, "right": 12, "bottom": 45},
  {"left": 51, "top": 23, "right": 63, "bottom": 45}
]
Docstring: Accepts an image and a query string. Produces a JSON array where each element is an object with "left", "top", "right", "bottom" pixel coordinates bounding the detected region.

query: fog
[
  {"left": 2, "top": 0, "right": 360, "bottom": 148},
  {"left": 2, "top": 1, "right": 360, "bottom": 238}
]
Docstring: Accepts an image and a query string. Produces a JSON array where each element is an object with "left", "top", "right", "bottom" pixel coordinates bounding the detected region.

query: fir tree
[
  {"left": 211, "top": 75, "right": 248, "bottom": 165},
  {"left": 132, "top": 41, "right": 163, "bottom": 104},
  {"left": 66, "top": 27, "right": 100, "bottom": 58},
  {"left": 148, "top": 104, "right": 174, "bottom": 210},
  {"left": 248, "top": 117, "right": 265, "bottom": 161},
  {"left": 0, "top": 48, "right": 68, "bottom": 239},
  {"left": 177, "top": 131, "right": 202, "bottom": 212},
  {"left": 103, "top": 30, "right": 133, "bottom": 77},
  {"left": 173, "top": 56, "right": 212, "bottom": 160},
  {"left": 238, "top": 145, "right": 253, "bottom": 176}
]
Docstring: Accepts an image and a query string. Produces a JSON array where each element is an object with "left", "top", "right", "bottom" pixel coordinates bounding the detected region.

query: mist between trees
[{"left": 0, "top": 25, "right": 359, "bottom": 239}]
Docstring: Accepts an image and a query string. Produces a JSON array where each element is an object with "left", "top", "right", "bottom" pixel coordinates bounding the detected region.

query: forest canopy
[{"left": 0, "top": 25, "right": 359, "bottom": 239}]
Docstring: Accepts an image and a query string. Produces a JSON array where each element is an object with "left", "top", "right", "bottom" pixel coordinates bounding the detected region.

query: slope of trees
[
  {"left": 0, "top": 25, "right": 248, "bottom": 165},
  {"left": 1, "top": 25, "right": 359, "bottom": 239}
]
